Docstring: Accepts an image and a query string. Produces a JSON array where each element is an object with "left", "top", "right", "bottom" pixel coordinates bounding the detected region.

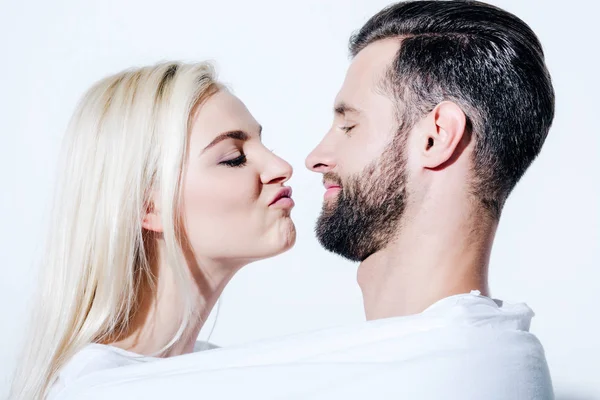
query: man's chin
[{"left": 315, "top": 220, "right": 359, "bottom": 262}]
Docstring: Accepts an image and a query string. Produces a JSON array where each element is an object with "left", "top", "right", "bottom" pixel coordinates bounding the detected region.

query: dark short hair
[{"left": 350, "top": 0, "right": 555, "bottom": 218}]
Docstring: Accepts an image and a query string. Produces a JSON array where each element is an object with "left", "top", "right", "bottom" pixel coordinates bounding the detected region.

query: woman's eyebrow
[{"left": 202, "top": 130, "right": 249, "bottom": 152}]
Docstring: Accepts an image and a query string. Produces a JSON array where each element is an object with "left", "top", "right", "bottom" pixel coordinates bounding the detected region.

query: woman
[{"left": 9, "top": 61, "right": 296, "bottom": 400}]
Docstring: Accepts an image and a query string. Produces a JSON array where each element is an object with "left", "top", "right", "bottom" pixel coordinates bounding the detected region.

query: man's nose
[{"left": 305, "top": 136, "right": 337, "bottom": 173}]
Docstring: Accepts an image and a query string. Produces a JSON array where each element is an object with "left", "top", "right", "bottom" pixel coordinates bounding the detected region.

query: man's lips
[{"left": 323, "top": 182, "right": 342, "bottom": 200}]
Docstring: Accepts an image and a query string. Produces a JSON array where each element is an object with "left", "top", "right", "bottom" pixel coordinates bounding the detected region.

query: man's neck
[{"left": 358, "top": 206, "right": 496, "bottom": 320}]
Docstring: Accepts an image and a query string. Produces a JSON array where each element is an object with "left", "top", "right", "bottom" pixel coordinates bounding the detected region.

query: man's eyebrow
[
  {"left": 334, "top": 102, "right": 361, "bottom": 116},
  {"left": 202, "top": 130, "right": 249, "bottom": 152}
]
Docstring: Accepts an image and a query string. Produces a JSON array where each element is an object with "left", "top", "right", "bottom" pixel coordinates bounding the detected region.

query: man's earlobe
[{"left": 421, "top": 101, "right": 466, "bottom": 169}]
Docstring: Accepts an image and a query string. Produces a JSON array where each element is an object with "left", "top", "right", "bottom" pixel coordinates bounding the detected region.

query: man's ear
[
  {"left": 419, "top": 101, "right": 467, "bottom": 169},
  {"left": 142, "top": 194, "right": 163, "bottom": 233}
]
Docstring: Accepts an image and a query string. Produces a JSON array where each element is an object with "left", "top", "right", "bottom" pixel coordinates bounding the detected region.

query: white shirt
[
  {"left": 47, "top": 341, "right": 217, "bottom": 399},
  {"left": 52, "top": 292, "right": 554, "bottom": 399}
]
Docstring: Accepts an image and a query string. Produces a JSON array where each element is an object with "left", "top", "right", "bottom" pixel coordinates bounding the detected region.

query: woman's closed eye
[{"left": 219, "top": 153, "right": 247, "bottom": 168}]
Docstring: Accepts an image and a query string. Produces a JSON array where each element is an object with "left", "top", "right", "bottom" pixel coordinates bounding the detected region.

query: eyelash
[
  {"left": 340, "top": 125, "right": 356, "bottom": 135},
  {"left": 220, "top": 154, "right": 247, "bottom": 168}
]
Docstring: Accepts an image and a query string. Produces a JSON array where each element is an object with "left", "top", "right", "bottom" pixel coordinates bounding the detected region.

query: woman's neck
[{"left": 108, "top": 240, "right": 240, "bottom": 357}]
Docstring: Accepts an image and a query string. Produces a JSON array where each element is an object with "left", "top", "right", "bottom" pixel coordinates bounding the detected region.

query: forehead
[
  {"left": 336, "top": 38, "right": 402, "bottom": 106},
  {"left": 192, "top": 90, "right": 259, "bottom": 135}
]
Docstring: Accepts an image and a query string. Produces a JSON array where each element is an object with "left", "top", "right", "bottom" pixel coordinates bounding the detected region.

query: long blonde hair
[{"left": 9, "top": 61, "right": 220, "bottom": 400}]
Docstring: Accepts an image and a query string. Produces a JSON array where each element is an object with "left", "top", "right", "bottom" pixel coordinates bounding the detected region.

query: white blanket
[{"left": 56, "top": 292, "right": 553, "bottom": 399}]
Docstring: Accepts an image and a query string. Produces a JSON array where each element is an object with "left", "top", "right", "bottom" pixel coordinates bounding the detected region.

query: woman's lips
[
  {"left": 269, "top": 187, "right": 294, "bottom": 208},
  {"left": 271, "top": 197, "right": 295, "bottom": 208}
]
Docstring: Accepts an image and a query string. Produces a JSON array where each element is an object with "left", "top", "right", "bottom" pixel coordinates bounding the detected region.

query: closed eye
[
  {"left": 220, "top": 154, "right": 247, "bottom": 167},
  {"left": 340, "top": 125, "right": 356, "bottom": 135}
]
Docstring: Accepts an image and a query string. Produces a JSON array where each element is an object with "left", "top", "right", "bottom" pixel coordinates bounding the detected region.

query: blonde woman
[{"left": 9, "top": 61, "right": 296, "bottom": 400}]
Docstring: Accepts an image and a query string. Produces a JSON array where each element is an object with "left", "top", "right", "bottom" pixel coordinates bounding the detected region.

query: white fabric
[
  {"left": 47, "top": 341, "right": 218, "bottom": 399},
  {"left": 52, "top": 292, "right": 553, "bottom": 399}
]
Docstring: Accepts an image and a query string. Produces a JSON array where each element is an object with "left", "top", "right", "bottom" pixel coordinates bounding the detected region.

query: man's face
[{"left": 305, "top": 39, "right": 410, "bottom": 262}]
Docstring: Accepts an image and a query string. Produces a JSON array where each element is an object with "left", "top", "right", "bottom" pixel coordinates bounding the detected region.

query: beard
[{"left": 315, "top": 133, "right": 408, "bottom": 262}]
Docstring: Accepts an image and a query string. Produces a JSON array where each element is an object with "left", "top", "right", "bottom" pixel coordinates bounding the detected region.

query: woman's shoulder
[
  {"left": 47, "top": 344, "right": 154, "bottom": 399},
  {"left": 194, "top": 340, "right": 219, "bottom": 352},
  {"left": 48, "top": 341, "right": 218, "bottom": 399}
]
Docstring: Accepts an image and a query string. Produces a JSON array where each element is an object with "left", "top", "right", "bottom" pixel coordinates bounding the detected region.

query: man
[
  {"left": 304, "top": 0, "right": 555, "bottom": 393},
  {"left": 57, "top": 2, "right": 554, "bottom": 399},
  {"left": 307, "top": 0, "right": 554, "bottom": 320}
]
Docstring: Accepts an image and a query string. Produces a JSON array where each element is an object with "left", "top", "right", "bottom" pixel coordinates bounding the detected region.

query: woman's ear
[
  {"left": 420, "top": 101, "right": 467, "bottom": 169},
  {"left": 142, "top": 194, "right": 163, "bottom": 233}
]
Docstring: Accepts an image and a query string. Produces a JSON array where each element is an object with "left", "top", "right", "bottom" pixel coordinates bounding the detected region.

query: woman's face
[{"left": 181, "top": 90, "right": 296, "bottom": 266}]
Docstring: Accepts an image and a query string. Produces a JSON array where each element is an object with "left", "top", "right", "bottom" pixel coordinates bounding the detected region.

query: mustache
[{"left": 322, "top": 172, "right": 343, "bottom": 187}]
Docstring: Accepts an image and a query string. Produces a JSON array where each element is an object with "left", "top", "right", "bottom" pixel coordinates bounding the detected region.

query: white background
[{"left": 1, "top": 0, "right": 598, "bottom": 398}]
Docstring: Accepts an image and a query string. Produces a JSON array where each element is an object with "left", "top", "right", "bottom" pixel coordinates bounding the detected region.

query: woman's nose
[{"left": 261, "top": 152, "right": 293, "bottom": 185}]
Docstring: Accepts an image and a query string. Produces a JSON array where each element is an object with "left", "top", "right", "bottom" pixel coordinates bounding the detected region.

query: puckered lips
[{"left": 269, "top": 187, "right": 294, "bottom": 208}]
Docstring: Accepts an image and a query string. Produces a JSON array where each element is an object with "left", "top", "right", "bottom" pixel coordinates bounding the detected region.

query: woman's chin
[
  {"left": 259, "top": 218, "right": 297, "bottom": 260},
  {"left": 233, "top": 218, "right": 296, "bottom": 263},
  {"left": 272, "top": 218, "right": 297, "bottom": 256},
  {"left": 280, "top": 222, "right": 297, "bottom": 252}
]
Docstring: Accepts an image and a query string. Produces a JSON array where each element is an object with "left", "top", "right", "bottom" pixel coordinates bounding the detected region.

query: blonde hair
[{"left": 9, "top": 61, "right": 220, "bottom": 400}]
